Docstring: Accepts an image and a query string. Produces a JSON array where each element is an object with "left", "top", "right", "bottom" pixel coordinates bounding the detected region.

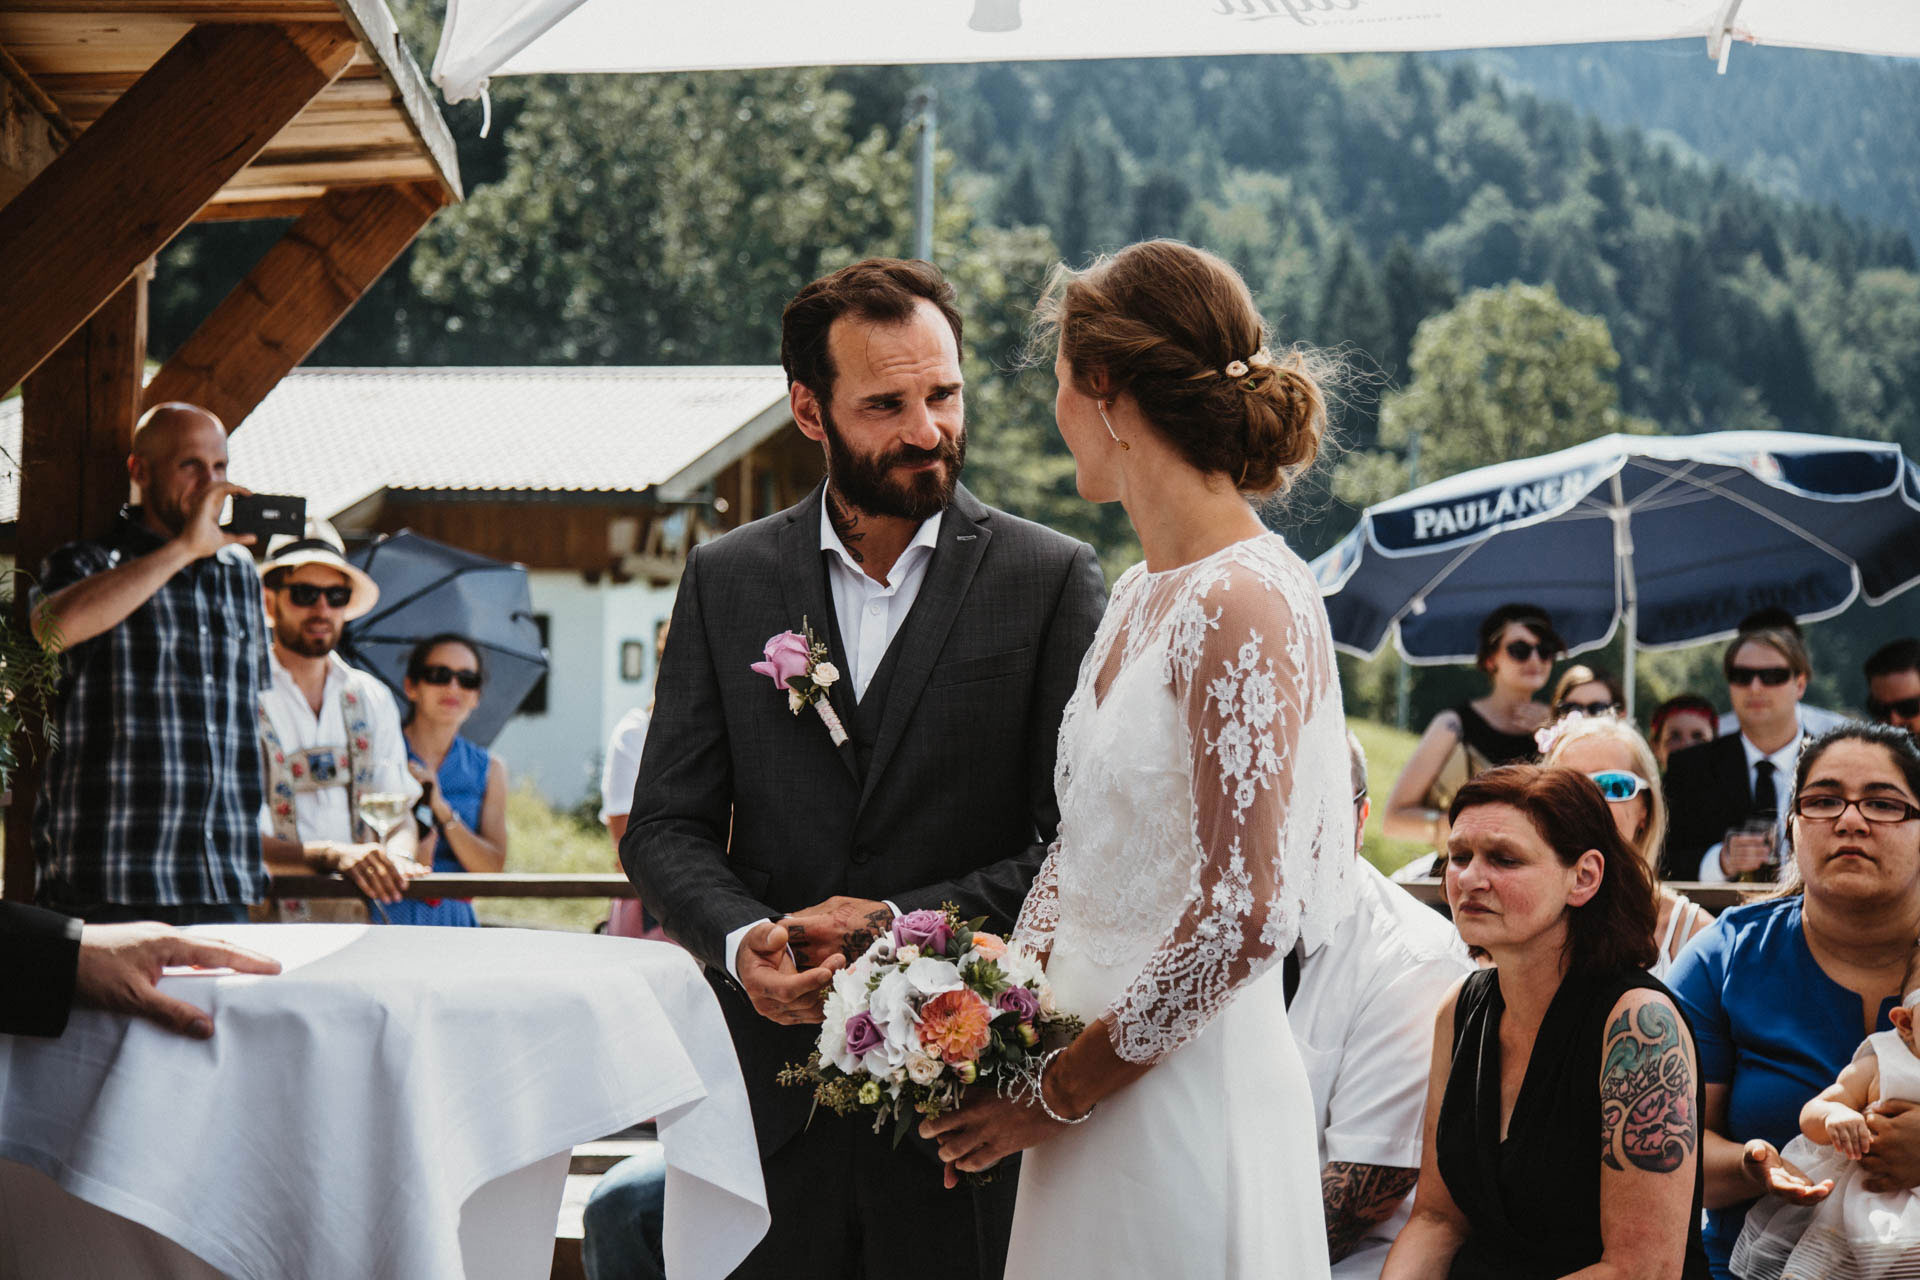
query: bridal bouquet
[{"left": 779, "top": 904, "right": 1080, "bottom": 1146}]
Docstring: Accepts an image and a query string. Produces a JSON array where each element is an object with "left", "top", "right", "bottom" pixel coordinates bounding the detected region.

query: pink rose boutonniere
[{"left": 751, "top": 619, "right": 848, "bottom": 747}]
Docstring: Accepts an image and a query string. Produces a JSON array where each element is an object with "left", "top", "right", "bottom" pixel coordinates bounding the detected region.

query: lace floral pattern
[{"left": 1014, "top": 533, "right": 1355, "bottom": 1065}]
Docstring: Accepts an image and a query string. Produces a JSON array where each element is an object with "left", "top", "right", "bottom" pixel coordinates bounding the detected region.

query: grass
[{"left": 1351, "top": 717, "right": 1434, "bottom": 877}]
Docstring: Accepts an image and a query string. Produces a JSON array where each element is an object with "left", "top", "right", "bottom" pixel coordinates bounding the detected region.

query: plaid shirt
[{"left": 32, "top": 507, "right": 271, "bottom": 906}]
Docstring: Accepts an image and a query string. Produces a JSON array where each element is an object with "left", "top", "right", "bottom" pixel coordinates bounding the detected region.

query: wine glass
[{"left": 355, "top": 790, "right": 412, "bottom": 860}]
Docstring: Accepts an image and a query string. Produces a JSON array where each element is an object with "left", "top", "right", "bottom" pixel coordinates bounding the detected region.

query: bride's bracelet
[{"left": 1035, "top": 1048, "right": 1096, "bottom": 1125}]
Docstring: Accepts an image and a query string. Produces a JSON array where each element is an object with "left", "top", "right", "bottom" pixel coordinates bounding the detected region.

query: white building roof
[{"left": 0, "top": 365, "right": 793, "bottom": 523}]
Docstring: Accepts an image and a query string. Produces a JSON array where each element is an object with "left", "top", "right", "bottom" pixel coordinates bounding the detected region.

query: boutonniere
[{"left": 751, "top": 619, "right": 848, "bottom": 747}]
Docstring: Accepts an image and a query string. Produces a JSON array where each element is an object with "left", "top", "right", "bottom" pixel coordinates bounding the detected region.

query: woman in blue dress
[{"left": 386, "top": 633, "right": 509, "bottom": 927}]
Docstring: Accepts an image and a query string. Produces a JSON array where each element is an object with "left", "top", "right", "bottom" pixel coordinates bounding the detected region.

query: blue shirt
[
  {"left": 381, "top": 737, "right": 491, "bottom": 928},
  {"left": 1666, "top": 895, "right": 1899, "bottom": 1277}
]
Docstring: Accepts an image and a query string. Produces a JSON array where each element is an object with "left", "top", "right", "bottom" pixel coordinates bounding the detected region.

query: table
[{"left": 0, "top": 925, "right": 767, "bottom": 1280}]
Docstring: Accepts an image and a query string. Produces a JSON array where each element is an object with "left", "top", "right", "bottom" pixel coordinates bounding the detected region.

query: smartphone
[{"left": 225, "top": 493, "right": 307, "bottom": 541}]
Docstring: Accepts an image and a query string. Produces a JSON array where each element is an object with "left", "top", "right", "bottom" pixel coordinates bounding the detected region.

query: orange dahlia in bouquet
[{"left": 779, "top": 904, "right": 1080, "bottom": 1151}]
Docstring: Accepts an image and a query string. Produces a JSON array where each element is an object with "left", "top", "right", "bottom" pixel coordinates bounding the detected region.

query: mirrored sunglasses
[
  {"left": 1587, "top": 770, "right": 1649, "bottom": 804},
  {"left": 1728, "top": 665, "right": 1794, "bottom": 687},
  {"left": 1869, "top": 695, "right": 1920, "bottom": 720},
  {"left": 282, "top": 583, "right": 353, "bottom": 609},
  {"left": 417, "top": 665, "right": 482, "bottom": 690}
]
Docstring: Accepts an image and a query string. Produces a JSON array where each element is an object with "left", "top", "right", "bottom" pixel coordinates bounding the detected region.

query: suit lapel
[
  {"left": 857, "top": 486, "right": 993, "bottom": 810},
  {"left": 777, "top": 483, "right": 860, "bottom": 783}
]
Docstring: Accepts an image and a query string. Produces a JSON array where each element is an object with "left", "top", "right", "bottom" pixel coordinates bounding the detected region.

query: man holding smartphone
[{"left": 29, "top": 402, "right": 273, "bottom": 924}]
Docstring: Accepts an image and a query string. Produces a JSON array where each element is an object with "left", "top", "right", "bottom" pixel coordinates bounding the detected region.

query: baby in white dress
[{"left": 1733, "top": 971, "right": 1920, "bottom": 1280}]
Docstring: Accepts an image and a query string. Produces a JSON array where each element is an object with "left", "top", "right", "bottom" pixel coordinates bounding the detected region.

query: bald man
[{"left": 29, "top": 403, "right": 274, "bottom": 924}]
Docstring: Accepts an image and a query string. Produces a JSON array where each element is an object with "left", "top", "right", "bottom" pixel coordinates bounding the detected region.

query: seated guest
[
  {"left": 1664, "top": 627, "right": 1811, "bottom": 883},
  {"left": 1713, "top": 609, "right": 1847, "bottom": 739},
  {"left": 1651, "top": 695, "right": 1719, "bottom": 772},
  {"left": 395, "top": 634, "right": 508, "bottom": 928},
  {"left": 1667, "top": 723, "right": 1920, "bottom": 1280},
  {"left": 1383, "top": 765, "right": 1708, "bottom": 1280},
  {"left": 1865, "top": 637, "right": 1920, "bottom": 735},
  {"left": 1, "top": 903, "right": 278, "bottom": 1038},
  {"left": 1385, "top": 603, "right": 1560, "bottom": 861},
  {"left": 256, "top": 522, "right": 423, "bottom": 911},
  {"left": 1292, "top": 734, "right": 1472, "bottom": 1276},
  {"left": 1541, "top": 713, "right": 1711, "bottom": 980},
  {"left": 1550, "top": 664, "right": 1624, "bottom": 720}
]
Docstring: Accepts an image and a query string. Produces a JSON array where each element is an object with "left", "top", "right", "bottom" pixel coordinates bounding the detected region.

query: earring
[{"left": 1098, "top": 404, "right": 1130, "bottom": 451}]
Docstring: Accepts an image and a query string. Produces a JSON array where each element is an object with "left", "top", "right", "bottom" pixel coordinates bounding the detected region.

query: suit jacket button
[{"left": 851, "top": 846, "right": 874, "bottom": 864}]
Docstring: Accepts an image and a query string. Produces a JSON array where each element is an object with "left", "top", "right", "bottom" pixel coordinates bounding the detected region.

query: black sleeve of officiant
[
  {"left": 891, "top": 540, "right": 1107, "bottom": 928},
  {"left": 0, "top": 901, "right": 84, "bottom": 1037}
]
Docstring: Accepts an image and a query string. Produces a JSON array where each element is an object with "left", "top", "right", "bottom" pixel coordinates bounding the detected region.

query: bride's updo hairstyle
[{"left": 1036, "top": 239, "right": 1331, "bottom": 496}]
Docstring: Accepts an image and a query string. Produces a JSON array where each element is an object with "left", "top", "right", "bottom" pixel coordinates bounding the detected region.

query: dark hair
[
  {"left": 1738, "top": 607, "right": 1802, "bottom": 636},
  {"left": 1724, "top": 626, "right": 1810, "bottom": 681},
  {"left": 1552, "top": 664, "right": 1624, "bottom": 711},
  {"left": 1036, "top": 239, "right": 1334, "bottom": 496},
  {"left": 1866, "top": 637, "right": 1920, "bottom": 681},
  {"left": 1649, "top": 694, "right": 1718, "bottom": 741},
  {"left": 405, "top": 633, "right": 484, "bottom": 685},
  {"left": 780, "top": 258, "right": 963, "bottom": 403},
  {"left": 1475, "top": 602, "right": 1563, "bottom": 670},
  {"left": 1776, "top": 723, "right": 1920, "bottom": 897},
  {"left": 1449, "top": 764, "right": 1659, "bottom": 974}
]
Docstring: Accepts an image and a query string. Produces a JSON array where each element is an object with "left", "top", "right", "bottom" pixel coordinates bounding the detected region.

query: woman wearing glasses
[
  {"left": 1667, "top": 724, "right": 1920, "bottom": 1279},
  {"left": 1540, "top": 713, "right": 1710, "bottom": 980},
  {"left": 389, "top": 633, "right": 510, "bottom": 927},
  {"left": 1550, "top": 664, "right": 1624, "bottom": 720},
  {"left": 1384, "top": 603, "right": 1562, "bottom": 858}
]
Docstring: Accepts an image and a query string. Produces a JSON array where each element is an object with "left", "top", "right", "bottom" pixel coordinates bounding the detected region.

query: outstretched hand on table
[{"left": 75, "top": 923, "right": 281, "bottom": 1039}]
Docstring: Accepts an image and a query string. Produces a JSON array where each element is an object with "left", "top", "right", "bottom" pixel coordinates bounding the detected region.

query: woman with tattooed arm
[
  {"left": 1667, "top": 723, "right": 1920, "bottom": 1280},
  {"left": 1382, "top": 765, "right": 1708, "bottom": 1279}
]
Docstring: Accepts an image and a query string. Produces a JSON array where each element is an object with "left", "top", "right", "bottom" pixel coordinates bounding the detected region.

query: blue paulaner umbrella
[
  {"left": 1312, "top": 430, "right": 1920, "bottom": 713},
  {"left": 340, "top": 531, "right": 548, "bottom": 746}
]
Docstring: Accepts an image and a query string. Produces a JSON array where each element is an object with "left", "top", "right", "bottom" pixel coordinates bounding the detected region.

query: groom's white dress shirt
[
  {"left": 722, "top": 505, "right": 943, "bottom": 980},
  {"left": 1291, "top": 862, "right": 1473, "bottom": 1279}
]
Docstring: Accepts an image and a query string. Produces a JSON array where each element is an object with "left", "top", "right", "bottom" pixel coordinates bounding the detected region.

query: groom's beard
[{"left": 820, "top": 405, "right": 965, "bottom": 522}]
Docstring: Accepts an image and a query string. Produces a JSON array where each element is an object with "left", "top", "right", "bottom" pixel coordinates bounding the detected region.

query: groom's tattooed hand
[
  {"left": 1320, "top": 1162, "right": 1419, "bottom": 1261},
  {"left": 839, "top": 907, "right": 895, "bottom": 963},
  {"left": 1599, "top": 999, "right": 1697, "bottom": 1175}
]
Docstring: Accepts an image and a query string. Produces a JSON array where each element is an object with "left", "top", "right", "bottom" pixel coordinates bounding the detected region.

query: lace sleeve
[
  {"left": 1105, "top": 555, "right": 1354, "bottom": 1064},
  {"left": 1013, "top": 838, "right": 1062, "bottom": 960}
]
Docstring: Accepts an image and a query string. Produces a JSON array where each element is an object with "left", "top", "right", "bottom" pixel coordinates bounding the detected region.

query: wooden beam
[
  {"left": 0, "top": 21, "right": 356, "bottom": 395},
  {"left": 3, "top": 273, "right": 147, "bottom": 902},
  {"left": 145, "top": 181, "right": 444, "bottom": 428}
]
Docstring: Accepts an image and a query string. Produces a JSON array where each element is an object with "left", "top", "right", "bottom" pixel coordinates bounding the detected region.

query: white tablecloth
[{"left": 0, "top": 925, "right": 767, "bottom": 1280}]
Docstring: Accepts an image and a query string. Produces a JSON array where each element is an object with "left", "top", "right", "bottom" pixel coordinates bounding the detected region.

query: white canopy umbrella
[{"left": 434, "top": 0, "right": 1920, "bottom": 105}]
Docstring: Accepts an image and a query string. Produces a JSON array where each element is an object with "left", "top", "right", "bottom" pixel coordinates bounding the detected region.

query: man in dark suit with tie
[
  {"left": 623, "top": 258, "right": 1106, "bottom": 1280},
  {"left": 0, "top": 901, "right": 278, "bottom": 1037},
  {"left": 1663, "top": 626, "right": 1814, "bottom": 881}
]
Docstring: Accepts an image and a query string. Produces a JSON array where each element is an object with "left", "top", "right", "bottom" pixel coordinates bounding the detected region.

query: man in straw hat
[
  {"left": 29, "top": 402, "right": 273, "bottom": 924},
  {"left": 255, "top": 520, "right": 424, "bottom": 911}
]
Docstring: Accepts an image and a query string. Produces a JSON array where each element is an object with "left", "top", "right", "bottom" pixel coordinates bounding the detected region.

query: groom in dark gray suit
[{"left": 624, "top": 258, "right": 1105, "bottom": 1279}]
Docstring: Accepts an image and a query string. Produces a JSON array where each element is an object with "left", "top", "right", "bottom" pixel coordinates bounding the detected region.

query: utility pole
[{"left": 907, "top": 88, "right": 937, "bottom": 262}]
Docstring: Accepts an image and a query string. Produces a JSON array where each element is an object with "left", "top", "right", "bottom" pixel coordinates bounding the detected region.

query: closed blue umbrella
[
  {"left": 1312, "top": 431, "right": 1920, "bottom": 712},
  {"left": 339, "top": 531, "right": 548, "bottom": 746}
]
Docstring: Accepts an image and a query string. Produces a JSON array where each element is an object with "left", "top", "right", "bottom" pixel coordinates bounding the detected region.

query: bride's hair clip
[{"left": 1223, "top": 349, "right": 1273, "bottom": 382}]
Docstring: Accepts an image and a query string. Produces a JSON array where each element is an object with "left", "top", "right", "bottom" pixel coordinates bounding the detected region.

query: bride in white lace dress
[{"left": 921, "top": 240, "right": 1355, "bottom": 1277}]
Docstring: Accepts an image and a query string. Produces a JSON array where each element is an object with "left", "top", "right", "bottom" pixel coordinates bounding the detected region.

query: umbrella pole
[{"left": 1610, "top": 482, "right": 1638, "bottom": 721}]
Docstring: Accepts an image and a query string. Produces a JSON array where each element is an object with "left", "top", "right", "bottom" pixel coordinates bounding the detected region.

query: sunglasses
[
  {"left": 415, "top": 665, "right": 482, "bottom": 691},
  {"left": 1558, "top": 700, "right": 1620, "bottom": 717},
  {"left": 281, "top": 583, "right": 353, "bottom": 609},
  {"left": 1502, "top": 640, "right": 1559, "bottom": 663},
  {"left": 1869, "top": 695, "right": 1920, "bottom": 720},
  {"left": 1587, "top": 770, "right": 1650, "bottom": 804},
  {"left": 1793, "top": 792, "right": 1920, "bottom": 824},
  {"left": 1728, "top": 665, "right": 1795, "bottom": 688}
]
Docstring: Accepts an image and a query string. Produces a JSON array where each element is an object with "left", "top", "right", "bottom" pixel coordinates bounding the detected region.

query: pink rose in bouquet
[
  {"left": 843, "top": 1011, "right": 884, "bottom": 1057},
  {"left": 969, "top": 932, "right": 1007, "bottom": 960},
  {"left": 893, "top": 908, "right": 953, "bottom": 954},
  {"left": 995, "top": 986, "right": 1040, "bottom": 1024},
  {"left": 750, "top": 632, "right": 812, "bottom": 690}
]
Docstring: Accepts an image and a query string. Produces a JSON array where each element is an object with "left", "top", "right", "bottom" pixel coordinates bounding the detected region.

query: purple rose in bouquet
[
  {"left": 843, "top": 1011, "right": 884, "bottom": 1057},
  {"left": 892, "top": 908, "right": 952, "bottom": 955},
  {"left": 995, "top": 986, "right": 1040, "bottom": 1024}
]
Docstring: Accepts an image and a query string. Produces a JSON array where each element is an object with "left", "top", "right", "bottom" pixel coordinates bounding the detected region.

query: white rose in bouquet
[{"left": 904, "top": 1050, "right": 943, "bottom": 1086}]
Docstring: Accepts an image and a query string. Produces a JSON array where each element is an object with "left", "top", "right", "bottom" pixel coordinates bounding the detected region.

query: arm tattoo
[
  {"left": 1321, "top": 1161, "right": 1421, "bottom": 1262},
  {"left": 840, "top": 907, "right": 895, "bottom": 963},
  {"left": 826, "top": 489, "right": 867, "bottom": 565},
  {"left": 1599, "top": 1002, "right": 1697, "bottom": 1174}
]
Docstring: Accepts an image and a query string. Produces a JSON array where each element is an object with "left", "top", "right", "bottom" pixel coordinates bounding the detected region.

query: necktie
[{"left": 1753, "top": 759, "right": 1778, "bottom": 818}]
